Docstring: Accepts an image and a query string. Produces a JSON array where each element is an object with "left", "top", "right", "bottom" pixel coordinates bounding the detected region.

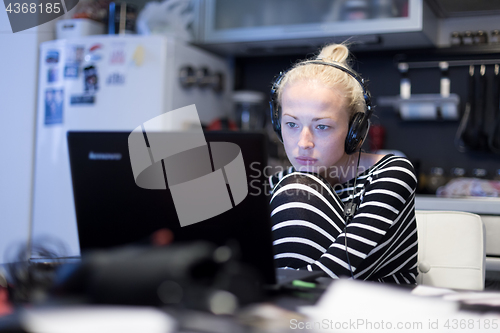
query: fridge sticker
[
  {"left": 70, "top": 95, "right": 95, "bottom": 105},
  {"left": 64, "top": 46, "right": 85, "bottom": 79},
  {"left": 66, "top": 46, "right": 85, "bottom": 64},
  {"left": 132, "top": 46, "right": 145, "bottom": 66},
  {"left": 110, "top": 49, "right": 126, "bottom": 65},
  {"left": 84, "top": 44, "right": 104, "bottom": 63},
  {"left": 86, "top": 54, "right": 103, "bottom": 62},
  {"left": 89, "top": 44, "right": 103, "bottom": 52},
  {"left": 47, "top": 67, "right": 59, "bottom": 83},
  {"left": 45, "top": 50, "right": 59, "bottom": 64},
  {"left": 106, "top": 72, "right": 125, "bottom": 85},
  {"left": 44, "top": 88, "right": 64, "bottom": 125},
  {"left": 70, "top": 64, "right": 98, "bottom": 105},
  {"left": 110, "top": 43, "right": 126, "bottom": 65},
  {"left": 84, "top": 65, "right": 99, "bottom": 93},
  {"left": 64, "top": 64, "right": 79, "bottom": 78}
]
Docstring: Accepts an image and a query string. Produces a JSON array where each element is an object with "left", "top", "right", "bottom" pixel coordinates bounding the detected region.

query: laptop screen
[{"left": 67, "top": 131, "right": 276, "bottom": 284}]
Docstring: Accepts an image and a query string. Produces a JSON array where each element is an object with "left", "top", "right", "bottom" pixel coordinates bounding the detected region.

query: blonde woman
[{"left": 269, "top": 43, "right": 418, "bottom": 284}]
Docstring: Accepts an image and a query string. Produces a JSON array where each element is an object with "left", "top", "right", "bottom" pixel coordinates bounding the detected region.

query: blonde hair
[{"left": 276, "top": 43, "right": 366, "bottom": 118}]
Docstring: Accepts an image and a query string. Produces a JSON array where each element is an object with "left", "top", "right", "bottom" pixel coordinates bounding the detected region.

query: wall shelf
[{"left": 377, "top": 93, "right": 460, "bottom": 120}]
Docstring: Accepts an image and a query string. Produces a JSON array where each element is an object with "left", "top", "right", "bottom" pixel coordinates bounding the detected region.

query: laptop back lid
[{"left": 67, "top": 131, "right": 276, "bottom": 285}]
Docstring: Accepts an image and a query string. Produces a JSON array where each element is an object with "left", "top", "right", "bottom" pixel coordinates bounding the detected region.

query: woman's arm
[{"left": 270, "top": 156, "right": 418, "bottom": 281}]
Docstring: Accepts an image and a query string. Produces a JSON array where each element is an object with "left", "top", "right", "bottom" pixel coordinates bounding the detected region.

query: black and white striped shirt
[{"left": 269, "top": 154, "right": 418, "bottom": 284}]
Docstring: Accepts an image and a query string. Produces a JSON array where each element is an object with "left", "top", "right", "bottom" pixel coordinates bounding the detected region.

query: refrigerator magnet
[
  {"left": 132, "top": 46, "right": 145, "bottom": 66},
  {"left": 66, "top": 46, "right": 85, "bottom": 64},
  {"left": 64, "top": 64, "right": 79, "bottom": 78},
  {"left": 110, "top": 49, "right": 126, "bottom": 65},
  {"left": 70, "top": 95, "right": 95, "bottom": 105},
  {"left": 84, "top": 65, "right": 99, "bottom": 93},
  {"left": 47, "top": 67, "right": 59, "bottom": 83},
  {"left": 44, "top": 89, "right": 64, "bottom": 125},
  {"left": 106, "top": 72, "right": 125, "bottom": 85},
  {"left": 45, "top": 50, "right": 59, "bottom": 64}
]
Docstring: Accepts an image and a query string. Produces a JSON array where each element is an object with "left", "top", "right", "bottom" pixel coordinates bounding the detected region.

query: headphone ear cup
[
  {"left": 269, "top": 95, "right": 283, "bottom": 142},
  {"left": 345, "top": 112, "right": 370, "bottom": 154}
]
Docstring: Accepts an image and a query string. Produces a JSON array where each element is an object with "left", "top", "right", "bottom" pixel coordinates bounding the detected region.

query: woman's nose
[{"left": 298, "top": 128, "right": 314, "bottom": 149}]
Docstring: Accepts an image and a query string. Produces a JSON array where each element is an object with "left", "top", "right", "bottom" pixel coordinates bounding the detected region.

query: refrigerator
[{"left": 33, "top": 35, "right": 233, "bottom": 258}]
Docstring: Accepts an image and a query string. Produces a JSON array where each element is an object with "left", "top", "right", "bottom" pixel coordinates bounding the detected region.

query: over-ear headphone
[{"left": 269, "top": 60, "right": 373, "bottom": 155}]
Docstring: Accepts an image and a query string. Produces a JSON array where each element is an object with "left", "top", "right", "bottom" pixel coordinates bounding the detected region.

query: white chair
[{"left": 415, "top": 210, "right": 486, "bottom": 290}]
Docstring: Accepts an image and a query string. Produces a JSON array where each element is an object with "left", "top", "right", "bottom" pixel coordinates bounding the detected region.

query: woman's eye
[
  {"left": 286, "top": 122, "right": 298, "bottom": 128},
  {"left": 317, "top": 124, "right": 329, "bottom": 130}
]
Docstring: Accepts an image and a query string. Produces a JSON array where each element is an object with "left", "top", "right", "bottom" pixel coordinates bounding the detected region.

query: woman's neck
[
  {"left": 324, "top": 153, "right": 359, "bottom": 185},
  {"left": 324, "top": 152, "right": 386, "bottom": 186}
]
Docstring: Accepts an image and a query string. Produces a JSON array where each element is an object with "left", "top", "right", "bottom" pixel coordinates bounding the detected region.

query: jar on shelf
[
  {"left": 474, "top": 31, "right": 488, "bottom": 44},
  {"left": 426, "top": 167, "right": 447, "bottom": 194},
  {"left": 450, "top": 32, "right": 462, "bottom": 46},
  {"left": 232, "top": 91, "right": 266, "bottom": 130},
  {"left": 462, "top": 31, "right": 474, "bottom": 45},
  {"left": 450, "top": 167, "right": 466, "bottom": 178},
  {"left": 472, "top": 168, "right": 488, "bottom": 179},
  {"left": 491, "top": 30, "right": 500, "bottom": 44}
]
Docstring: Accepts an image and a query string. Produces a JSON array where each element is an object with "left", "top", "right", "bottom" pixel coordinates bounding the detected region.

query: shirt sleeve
[{"left": 268, "top": 166, "right": 295, "bottom": 195}]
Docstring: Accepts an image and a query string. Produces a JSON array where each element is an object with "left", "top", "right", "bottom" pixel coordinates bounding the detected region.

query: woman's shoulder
[
  {"left": 363, "top": 154, "right": 417, "bottom": 193},
  {"left": 268, "top": 166, "right": 296, "bottom": 191},
  {"left": 364, "top": 153, "right": 415, "bottom": 175}
]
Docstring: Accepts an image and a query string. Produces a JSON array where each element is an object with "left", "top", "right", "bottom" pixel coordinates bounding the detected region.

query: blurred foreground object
[
  {"left": 0, "top": 273, "right": 13, "bottom": 317},
  {"left": 5, "top": 239, "right": 67, "bottom": 304},
  {"left": 21, "top": 306, "right": 176, "bottom": 333},
  {"left": 52, "top": 242, "right": 263, "bottom": 313}
]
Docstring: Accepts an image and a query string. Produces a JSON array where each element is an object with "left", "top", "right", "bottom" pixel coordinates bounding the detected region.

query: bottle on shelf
[
  {"left": 473, "top": 31, "right": 488, "bottom": 45},
  {"left": 491, "top": 30, "right": 500, "bottom": 44},
  {"left": 450, "top": 31, "right": 462, "bottom": 46},
  {"left": 450, "top": 167, "right": 466, "bottom": 178},
  {"left": 472, "top": 168, "right": 488, "bottom": 179},
  {"left": 439, "top": 62, "right": 450, "bottom": 98},
  {"left": 426, "top": 167, "right": 447, "bottom": 194},
  {"left": 398, "top": 62, "right": 410, "bottom": 99},
  {"left": 462, "top": 31, "right": 474, "bottom": 45}
]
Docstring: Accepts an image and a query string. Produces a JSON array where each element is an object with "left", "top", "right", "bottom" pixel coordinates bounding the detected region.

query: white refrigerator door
[
  {"left": 32, "top": 35, "right": 232, "bottom": 257},
  {"left": 33, "top": 36, "right": 170, "bottom": 257}
]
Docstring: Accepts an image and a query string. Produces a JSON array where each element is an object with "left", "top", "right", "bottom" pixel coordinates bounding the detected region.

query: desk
[{"left": 2, "top": 278, "right": 500, "bottom": 333}]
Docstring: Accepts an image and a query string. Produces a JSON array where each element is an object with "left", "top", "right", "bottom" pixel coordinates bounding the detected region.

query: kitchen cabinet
[{"left": 195, "top": 0, "right": 438, "bottom": 55}]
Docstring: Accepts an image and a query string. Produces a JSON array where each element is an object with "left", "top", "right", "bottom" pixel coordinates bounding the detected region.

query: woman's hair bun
[{"left": 316, "top": 44, "right": 349, "bottom": 65}]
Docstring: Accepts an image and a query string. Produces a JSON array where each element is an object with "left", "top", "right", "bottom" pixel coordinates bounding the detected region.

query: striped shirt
[{"left": 269, "top": 154, "right": 418, "bottom": 284}]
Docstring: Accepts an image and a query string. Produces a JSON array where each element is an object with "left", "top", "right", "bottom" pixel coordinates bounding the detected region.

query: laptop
[{"left": 67, "top": 131, "right": 322, "bottom": 287}]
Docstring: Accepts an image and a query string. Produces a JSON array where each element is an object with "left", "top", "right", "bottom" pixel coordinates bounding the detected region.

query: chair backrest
[{"left": 415, "top": 210, "right": 486, "bottom": 290}]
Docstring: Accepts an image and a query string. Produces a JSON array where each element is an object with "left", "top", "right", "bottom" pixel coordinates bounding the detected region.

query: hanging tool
[
  {"left": 455, "top": 65, "right": 475, "bottom": 152},
  {"left": 489, "top": 64, "right": 500, "bottom": 154}
]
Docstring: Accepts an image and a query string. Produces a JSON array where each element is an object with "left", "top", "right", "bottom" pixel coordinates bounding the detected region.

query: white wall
[{"left": 0, "top": 11, "right": 56, "bottom": 263}]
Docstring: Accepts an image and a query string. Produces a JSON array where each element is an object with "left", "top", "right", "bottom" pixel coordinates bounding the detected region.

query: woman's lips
[{"left": 295, "top": 157, "right": 318, "bottom": 166}]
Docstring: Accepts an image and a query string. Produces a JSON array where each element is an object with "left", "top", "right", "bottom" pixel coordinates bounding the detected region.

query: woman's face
[{"left": 281, "top": 79, "right": 351, "bottom": 179}]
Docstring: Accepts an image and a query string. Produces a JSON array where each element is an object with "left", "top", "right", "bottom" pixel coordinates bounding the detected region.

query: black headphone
[{"left": 269, "top": 60, "right": 373, "bottom": 155}]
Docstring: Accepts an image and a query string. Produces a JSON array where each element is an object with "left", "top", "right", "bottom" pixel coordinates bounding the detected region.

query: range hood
[
  {"left": 195, "top": 0, "right": 439, "bottom": 56},
  {"left": 425, "top": 0, "right": 500, "bottom": 18}
]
